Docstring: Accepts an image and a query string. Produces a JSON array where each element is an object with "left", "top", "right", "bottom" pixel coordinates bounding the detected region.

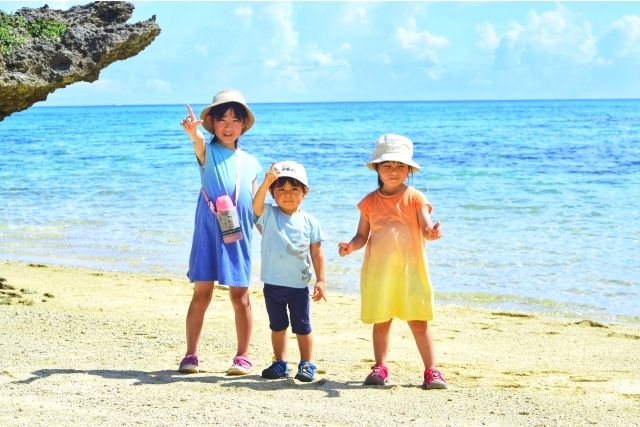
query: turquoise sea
[{"left": 1, "top": 100, "right": 638, "bottom": 324}]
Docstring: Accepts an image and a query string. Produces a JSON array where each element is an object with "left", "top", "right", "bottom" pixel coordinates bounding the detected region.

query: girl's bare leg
[
  {"left": 407, "top": 320, "right": 436, "bottom": 370},
  {"left": 185, "top": 281, "right": 214, "bottom": 355},
  {"left": 372, "top": 319, "right": 393, "bottom": 366},
  {"left": 229, "top": 286, "right": 253, "bottom": 356}
]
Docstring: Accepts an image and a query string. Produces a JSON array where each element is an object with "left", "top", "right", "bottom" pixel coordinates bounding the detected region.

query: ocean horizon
[
  {"left": 29, "top": 96, "right": 640, "bottom": 108},
  {"left": 2, "top": 99, "right": 638, "bottom": 325}
]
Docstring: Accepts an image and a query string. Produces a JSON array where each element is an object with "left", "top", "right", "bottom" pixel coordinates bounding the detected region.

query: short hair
[{"left": 269, "top": 176, "right": 308, "bottom": 194}]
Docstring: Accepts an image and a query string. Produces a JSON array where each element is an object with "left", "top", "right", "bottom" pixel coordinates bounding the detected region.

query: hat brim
[
  {"left": 367, "top": 155, "right": 421, "bottom": 170},
  {"left": 275, "top": 171, "right": 309, "bottom": 188}
]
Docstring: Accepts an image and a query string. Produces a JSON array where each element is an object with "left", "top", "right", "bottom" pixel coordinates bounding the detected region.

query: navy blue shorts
[{"left": 263, "top": 284, "right": 312, "bottom": 335}]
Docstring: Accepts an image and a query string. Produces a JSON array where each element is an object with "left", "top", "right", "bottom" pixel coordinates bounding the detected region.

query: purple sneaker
[
  {"left": 179, "top": 354, "right": 199, "bottom": 374},
  {"left": 364, "top": 364, "right": 389, "bottom": 385},
  {"left": 227, "top": 355, "right": 253, "bottom": 375}
]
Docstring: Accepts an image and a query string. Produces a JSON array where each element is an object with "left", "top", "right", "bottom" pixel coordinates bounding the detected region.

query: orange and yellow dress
[{"left": 357, "top": 186, "right": 435, "bottom": 324}]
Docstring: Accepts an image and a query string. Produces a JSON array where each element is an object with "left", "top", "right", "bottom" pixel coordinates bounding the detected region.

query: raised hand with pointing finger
[{"left": 178, "top": 89, "right": 262, "bottom": 377}]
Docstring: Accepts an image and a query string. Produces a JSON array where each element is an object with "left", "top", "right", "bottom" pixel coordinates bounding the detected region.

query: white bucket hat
[
  {"left": 274, "top": 160, "right": 309, "bottom": 188},
  {"left": 367, "top": 134, "right": 421, "bottom": 170},
  {"left": 200, "top": 89, "right": 256, "bottom": 135}
]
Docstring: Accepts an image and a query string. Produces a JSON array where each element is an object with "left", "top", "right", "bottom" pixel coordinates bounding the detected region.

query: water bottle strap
[
  {"left": 201, "top": 151, "right": 242, "bottom": 212},
  {"left": 201, "top": 187, "right": 217, "bottom": 215}
]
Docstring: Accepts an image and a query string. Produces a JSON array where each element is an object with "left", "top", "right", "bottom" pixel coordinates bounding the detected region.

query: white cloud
[
  {"left": 607, "top": 15, "right": 640, "bottom": 57},
  {"left": 266, "top": 3, "right": 299, "bottom": 58},
  {"left": 309, "top": 51, "right": 334, "bottom": 67},
  {"left": 341, "top": 4, "right": 369, "bottom": 26},
  {"left": 396, "top": 18, "right": 450, "bottom": 64},
  {"left": 258, "top": 3, "right": 355, "bottom": 94},
  {"left": 526, "top": 7, "right": 597, "bottom": 63},
  {"left": 235, "top": 5, "right": 252, "bottom": 19},
  {"left": 308, "top": 46, "right": 351, "bottom": 71},
  {"left": 264, "top": 59, "right": 279, "bottom": 70},
  {"left": 475, "top": 5, "right": 598, "bottom": 66},
  {"left": 339, "top": 43, "right": 352, "bottom": 53},
  {"left": 258, "top": 3, "right": 303, "bottom": 90},
  {"left": 235, "top": 5, "right": 253, "bottom": 28},
  {"left": 426, "top": 67, "right": 444, "bottom": 81},
  {"left": 476, "top": 23, "right": 500, "bottom": 51},
  {"left": 504, "top": 22, "right": 526, "bottom": 49}
]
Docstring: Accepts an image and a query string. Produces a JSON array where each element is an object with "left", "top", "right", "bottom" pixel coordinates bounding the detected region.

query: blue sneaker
[
  {"left": 261, "top": 360, "right": 289, "bottom": 379},
  {"left": 295, "top": 360, "right": 316, "bottom": 382}
]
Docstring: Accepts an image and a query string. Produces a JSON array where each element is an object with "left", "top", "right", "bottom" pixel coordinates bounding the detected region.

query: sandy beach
[{"left": 1, "top": 261, "right": 639, "bottom": 426}]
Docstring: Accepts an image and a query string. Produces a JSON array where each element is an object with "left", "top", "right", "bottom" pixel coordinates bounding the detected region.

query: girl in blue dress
[{"left": 178, "top": 89, "right": 262, "bottom": 375}]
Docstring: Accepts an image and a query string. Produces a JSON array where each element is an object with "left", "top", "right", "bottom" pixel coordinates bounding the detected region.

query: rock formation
[{"left": 0, "top": 1, "right": 160, "bottom": 121}]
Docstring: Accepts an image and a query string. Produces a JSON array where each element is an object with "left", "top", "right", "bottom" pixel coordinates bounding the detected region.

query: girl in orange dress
[{"left": 338, "top": 134, "right": 447, "bottom": 390}]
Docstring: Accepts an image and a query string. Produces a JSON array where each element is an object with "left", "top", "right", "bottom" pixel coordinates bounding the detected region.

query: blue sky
[{"left": 4, "top": 1, "right": 640, "bottom": 105}]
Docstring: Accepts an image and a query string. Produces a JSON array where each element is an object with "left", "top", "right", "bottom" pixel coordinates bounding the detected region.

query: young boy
[{"left": 253, "top": 160, "right": 326, "bottom": 382}]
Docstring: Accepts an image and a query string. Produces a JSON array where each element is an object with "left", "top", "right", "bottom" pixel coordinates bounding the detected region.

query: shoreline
[
  {"left": 3, "top": 254, "right": 636, "bottom": 327},
  {"left": 2, "top": 260, "right": 640, "bottom": 426}
]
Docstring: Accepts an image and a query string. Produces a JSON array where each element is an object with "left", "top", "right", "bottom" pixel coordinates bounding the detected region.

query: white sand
[{"left": 1, "top": 261, "right": 639, "bottom": 426}]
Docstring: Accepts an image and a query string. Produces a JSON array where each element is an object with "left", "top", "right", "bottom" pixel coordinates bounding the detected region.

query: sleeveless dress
[
  {"left": 187, "top": 141, "right": 261, "bottom": 286},
  {"left": 357, "top": 186, "right": 435, "bottom": 323}
]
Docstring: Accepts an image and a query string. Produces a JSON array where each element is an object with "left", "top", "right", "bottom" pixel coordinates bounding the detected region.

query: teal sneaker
[
  {"left": 261, "top": 360, "right": 289, "bottom": 379},
  {"left": 294, "top": 360, "right": 316, "bottom": 382}
]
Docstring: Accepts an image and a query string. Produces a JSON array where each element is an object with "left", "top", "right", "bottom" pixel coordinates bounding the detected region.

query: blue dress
[{"left": 187, "top": 141, "right": 262, "bottom": 286}]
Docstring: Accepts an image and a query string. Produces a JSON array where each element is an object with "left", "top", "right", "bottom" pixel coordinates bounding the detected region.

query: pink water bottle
[{"left": 215, "top": 195, "right": 243, "bottom": 244}]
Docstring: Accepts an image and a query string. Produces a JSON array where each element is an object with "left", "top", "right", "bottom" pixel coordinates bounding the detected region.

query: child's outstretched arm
[
  {"left": 310, "top": 242, "right": 326, "bottom": 302},
  {"left": 180, "top": 104, "right": 206, "bottom": 165},
  {"left": 252, "top": 162, "right": 279, "bottom": 217},
  {"left": 338, "top": 213, "right": 370, "bottom": 256},
  {"left": 418, "top": 204, "right": 443, "bottom": 241}
]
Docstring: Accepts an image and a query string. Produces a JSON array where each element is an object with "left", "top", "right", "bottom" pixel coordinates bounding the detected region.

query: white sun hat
[
  {"left": 366, "top": 134, "right": 421, "bottom": 170},
  {"left": 200, "top": 88, "right": 255, "bottom": 135}
]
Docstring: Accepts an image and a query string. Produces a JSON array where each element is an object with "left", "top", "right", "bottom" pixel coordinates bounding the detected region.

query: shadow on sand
[{"left": 13, "top": 368, "right": 410, "bottom": 397}]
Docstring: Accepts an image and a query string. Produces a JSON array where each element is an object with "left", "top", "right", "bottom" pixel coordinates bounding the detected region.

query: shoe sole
[
  {"left": 262, "top": 372, "right": 289, "bottom": 379},
  {"left": 364, "top": 376, "right": 388, "bottom": 386},
  {"left": 179, "top": 364, "right": 198, "bottom": 374},
  {"left": 423, "top": 381, "right": 448, "bottom": 390},
  {"left": 227, "top": 366, "right": 252, "bottom": 375},
  {"left": 295, "top": 373, "right": 313, "bottom": 382}
]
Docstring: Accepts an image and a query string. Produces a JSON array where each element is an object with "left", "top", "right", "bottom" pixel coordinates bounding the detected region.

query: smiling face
[
  {"left": 209, "top": 107, "right": 245, "bottom": 148},
  {"left": 271, "top": 178, "right": 307, "bottom": 215}
]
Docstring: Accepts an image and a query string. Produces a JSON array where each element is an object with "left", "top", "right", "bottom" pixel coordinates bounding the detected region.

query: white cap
[{"left": 274, "top": 160, "right": 309, "bottom": 188}]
